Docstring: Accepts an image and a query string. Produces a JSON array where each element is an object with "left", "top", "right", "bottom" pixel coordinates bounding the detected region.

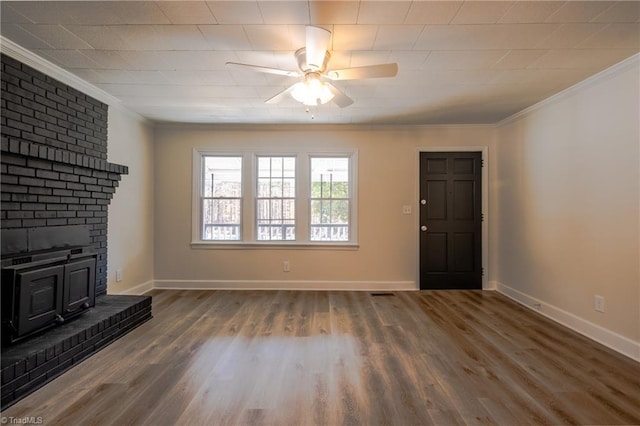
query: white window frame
[
  {"left": 309, "top": 154, "right": 354, "bottom": 243},
  {"left": 192, "top": 151, "right": 244, "bottom": 243},
  {"left": 255, "top": 154, "right": 297, "bottom": 242},
  {"left": 191, "top": 148, "right": 358, "bottom": 249}
]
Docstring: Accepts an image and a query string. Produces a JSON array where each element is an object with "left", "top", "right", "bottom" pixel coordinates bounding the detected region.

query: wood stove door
[
  {"left": 63, "top": 257, "right": 96, "bottom": 316},
  {"left": 17, "top": 264, "right": 65, "bottom": 337}
]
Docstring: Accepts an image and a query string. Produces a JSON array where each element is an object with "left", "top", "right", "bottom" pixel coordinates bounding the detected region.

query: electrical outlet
[
  {"left": 116, "top": 269, "right": 123, "bottom": 282},
  {"left": 594, "top": 295, "right": 605, "bottom": 313},
  {"left": 283, "top": 261, "right": 290, "bottom": 272},
  {"left": 402, "top": 205, "right": 412, "bottom": 214}
]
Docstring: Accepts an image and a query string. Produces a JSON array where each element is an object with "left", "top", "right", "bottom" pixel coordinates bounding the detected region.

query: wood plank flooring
[{"left": 2, "top": 290, "right": 639, "bottom": 425}]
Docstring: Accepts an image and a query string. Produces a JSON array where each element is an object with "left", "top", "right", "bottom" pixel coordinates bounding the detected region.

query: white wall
[
  {"left": 153, "top": 125, "right": 497, "bottom": 290},
  {"left": 106, "top": 107, "right": 155, "bottom": 294},
  {"left": 495, "top": 56, "right": 640, "bottom": 359}
]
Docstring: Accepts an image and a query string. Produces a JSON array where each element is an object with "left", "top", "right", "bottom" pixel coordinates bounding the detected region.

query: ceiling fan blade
[
  {"left": 326, "top": 83, "right": 354, "bottom": 108},
  {"left": 265, "top": 84, "right": 296, "bottom": 104},
  {"left": 326, "top": 63, "right": 398, "bottom": 81},
  {"left": 306, "top": 26, "right": 331, "bottom": 70},
  {"left": 226, "top": 62, "right": 299, "bottom": 78}
]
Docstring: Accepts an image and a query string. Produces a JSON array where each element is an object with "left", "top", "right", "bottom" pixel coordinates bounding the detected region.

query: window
[
  {"left": 201, "top": 156, "right": 242, "bottom": 240},
  {"left": 310, "top": 157, "right": 350, "bottom": 241},
  {"left": 256, "top": 156, "right": 296, "bottom": 241},
  {"left": 193, "top": 149, "right": 357, "bottom": 246}
]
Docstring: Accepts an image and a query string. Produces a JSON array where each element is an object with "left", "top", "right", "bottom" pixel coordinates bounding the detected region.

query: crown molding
[
  {"left": 1, "top": 36, "right": 120, "bottom": 106},
  {"left": 498, "top": 53, "right": 640, "bottom": 127},
  {"left": 0, "top": 36, "right": 149, "bottom": 124},
  {"left": 153, "top": 122, "right": 497, "bottom": 132}
]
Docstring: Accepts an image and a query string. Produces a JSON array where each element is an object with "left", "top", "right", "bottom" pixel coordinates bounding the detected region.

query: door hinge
[
  {"left": 481, "top": 213, "right": 484, "bottom": 222},
  {"left": 481, "top": 267, "right": 485, "bottom": 276},
  {"left": 481, "top": 159, "right": 484, "bottom": 168}
]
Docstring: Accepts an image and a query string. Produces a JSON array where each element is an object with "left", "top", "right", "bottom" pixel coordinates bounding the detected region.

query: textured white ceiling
[{"left": 1, "top": 1, "right": 639, "bottom": 124}]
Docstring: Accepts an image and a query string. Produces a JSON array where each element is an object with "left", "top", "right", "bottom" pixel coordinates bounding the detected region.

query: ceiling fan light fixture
[
  {"left": 291, "top": 74, "right": 334, "bottom": 106},
  {"left": 228, "top": 26, "right": 395, "bottom": 109}
]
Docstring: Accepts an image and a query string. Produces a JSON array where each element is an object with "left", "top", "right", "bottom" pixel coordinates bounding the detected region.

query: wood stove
[{"left": 1, "top": 226, "right": 97, "bottom": 344}]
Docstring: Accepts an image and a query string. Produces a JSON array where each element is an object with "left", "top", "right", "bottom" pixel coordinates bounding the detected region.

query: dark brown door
[{"left": 420, "top": 152, "right": 482, "bottom": 290}]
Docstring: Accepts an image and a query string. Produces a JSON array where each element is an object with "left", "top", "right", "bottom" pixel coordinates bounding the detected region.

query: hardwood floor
[{"left": 2, "top": 290, "right": 639, "bottom": 425}]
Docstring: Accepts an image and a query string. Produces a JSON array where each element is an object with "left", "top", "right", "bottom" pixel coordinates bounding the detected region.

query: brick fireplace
[
  {"left": 1, "top": 53, "right": 123, "bottom": 295},
  {"left": 1, "top": 53, "right": 152, "bottom": 408}
]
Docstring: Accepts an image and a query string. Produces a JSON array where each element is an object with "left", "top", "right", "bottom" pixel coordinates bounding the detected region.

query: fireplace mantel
[{"left": 2, "top": 138, "right": 127, "bottom": 175}]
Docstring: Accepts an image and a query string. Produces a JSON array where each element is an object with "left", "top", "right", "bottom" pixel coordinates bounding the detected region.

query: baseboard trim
[
  {"left": 153, "top": 279, "right": 417, "bottom": 291},
  {"left": 495, "top": 282, "right": 640, "bottom": 362},
  {"left": 486, "top": 280, "right": 498, "bottom": 290},
  {"left": 109, "top": 280, "right": 155, "bottom": 296}
]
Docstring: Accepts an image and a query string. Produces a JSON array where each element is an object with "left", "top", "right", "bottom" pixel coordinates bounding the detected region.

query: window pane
[
  {"left": 202, "top": 198, "right": 241, "bottom": 241},
  {"left": 270, "top": 199, "right": 281, "bottom": 222},
  {"left": 310, "top": 225, "right": 349, "bottom": 241},
  {"left": 282, "top": 199, "right": 295, "bottom": 220},
  {"left": 258, "top": 157, "right": 272, "bottom": 178},
  {"left": 203, "top": 157, "right": 242, "bottom": 197},
  {"left": 204, "top": 225, "right": 241, "bottom": 241},
  {"left": 203, "top": 199, "right": 241, "bottom": 224},
  {"left": 258, "top": 178, "right": 270, "bottom": 197},
  {"left": 331, "top": 200, "right": 349, "bottom": 224},
  {"left": 310, "top": 200, "right": 322, "bottom": 224},
  {"left": 283, "top": 157, "right": 295, "bottom": 177},
  {"left": 332, "top": 181, "right": 349, "bottom": 198},
  {"left": 257, "top": 225, "right": 295, "bottom": 241},
  {"left": 311, "top": 157, "right": 349, "bottom": 198},
  {"left": 270, "top": 178, "right": 282, "bottom": 197},
  {"left": 282, "top": 178, "right": 295, "bottom": 197},
  {"left": 257, "top": 199, "right": 269, "bottom": 222}
]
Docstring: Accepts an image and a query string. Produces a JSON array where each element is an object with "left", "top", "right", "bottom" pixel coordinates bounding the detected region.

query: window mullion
[
  {"left": 192, "top": 151, "right": 203, "bottom": 243},
  {"left": 244, "top": 153, "right": 255, "bottom": 242}
]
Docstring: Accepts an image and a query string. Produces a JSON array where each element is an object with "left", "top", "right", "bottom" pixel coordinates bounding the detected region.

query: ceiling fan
[{"left": 226, "top": 26, "right": 398, "bottom": 108}]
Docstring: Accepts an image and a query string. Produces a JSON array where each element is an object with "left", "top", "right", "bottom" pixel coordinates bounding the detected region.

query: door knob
[
  {"left": 421, "top": 200, "right": 426, "bottom": 205},
  {"left": 421, "top": 226, "right": 427, "bottom": 231}
]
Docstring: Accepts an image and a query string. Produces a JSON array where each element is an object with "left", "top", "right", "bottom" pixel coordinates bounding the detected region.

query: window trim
[
  {"left": 192, "top": 150, "right": 245, "bottom": 243},
  {"left": 204, "top": 156, "right": 243, "bottom": 241},
  {"left": 308, "top": 153, "right": 357, "bottom": 243},
  {"left": 192, "top": 148, "right": 358, "bottom": 249}
]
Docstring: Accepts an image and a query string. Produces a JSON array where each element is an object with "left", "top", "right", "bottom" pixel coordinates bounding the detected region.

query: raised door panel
[
  {"left": 17, "top": 264, "right": 64, "bottom": 337},
  {"left": 424, "top": 233, "right": 448, "bottom": 272},
  {"left": 453, "top": 180, "right": 475, "bottom": 221},
  {"left": 63, "top": 257, "right": 96, "bottom": 316},
  {"left": 453, "top": 232, "right": 475, "bottom": 272},
  {"left": 426, "top": 181, "right": 447, "bottom": 220}
]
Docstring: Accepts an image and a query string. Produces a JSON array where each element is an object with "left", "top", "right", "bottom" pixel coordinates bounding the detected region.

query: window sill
[{"left": 190, "top": 241, "right": 359, "bottom": 250}]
